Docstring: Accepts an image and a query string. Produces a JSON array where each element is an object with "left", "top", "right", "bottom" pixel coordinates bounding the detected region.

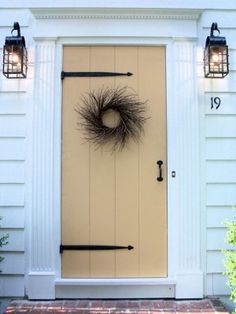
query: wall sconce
[
  {"left": 204, "top": 23, "right": 229, "bottom": 78},
  {"left": 3, "top": 22, "right": 27, "bottom": 79}
]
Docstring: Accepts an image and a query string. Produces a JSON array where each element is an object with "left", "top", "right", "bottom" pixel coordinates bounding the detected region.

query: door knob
[{"left": 157, "top": 160, "right": 163, "bottom": 182}]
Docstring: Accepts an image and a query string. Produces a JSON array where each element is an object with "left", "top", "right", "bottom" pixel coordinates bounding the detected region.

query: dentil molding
[{"left": 31, "top": 8, "right": 201, "bottom": 21}]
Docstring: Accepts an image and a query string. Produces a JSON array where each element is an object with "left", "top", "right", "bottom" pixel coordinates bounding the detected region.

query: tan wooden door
[{"left": 61, "top": 46, "right": 167, "bottom": 278}]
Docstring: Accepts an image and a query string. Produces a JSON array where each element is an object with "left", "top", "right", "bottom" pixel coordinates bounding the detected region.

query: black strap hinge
[
  {"left": 60, "top": 244, "right": 134, "bottom": 253},
  {"left": 61, "top": 71, "right": 133, "bottom": 80}
]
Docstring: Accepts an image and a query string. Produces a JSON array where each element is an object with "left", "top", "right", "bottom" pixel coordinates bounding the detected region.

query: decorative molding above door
[{"left": 31, "top": 8, "right": 201, "bottom": 21}]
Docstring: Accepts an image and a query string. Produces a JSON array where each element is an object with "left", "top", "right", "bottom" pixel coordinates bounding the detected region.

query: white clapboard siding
[
  {"left": 0, "top": 208, "right": 24, "bottom": 228},
  {"left": 0, "top": 138, "right": 25, "bottom": 160},
  {"left": 212, "top": 275, "right": 231, "bottom": 295},
  {"left": 0, "top": 161, "right": 25, "bottom": 183},
  {"left": 204, "top": 24, "right": 236, "bottom": 297},
  {"left": 0, "top": 229, "right": 24, "bottom": 252},
  {"left": 205, "top": 93, "right": 236, "bottom": 115},
  {"left": 207, "top": 206, "right": 235, "bottom": 228},
  {"left": 0, "top": 77, "right": 27, "bottom": 93},
  {"left": 206, "top": 139, "right": 236, "bottom": 160},
  {"left": 206, "top": 161, "right": 236, "bottom": 183},
  {"left": 229, "top": 49, "right": 236, "bottom": 72},
  {"left": 205, "top": 274, "right": 231, "bottom": 296},
  {"left": 0, "top": 275, "right": 24, "bottom": 297},
  {"left": 0, "top": 253, "right": 24, "bottom": 274},
  {"left": 0, "top": 115, "right": 26, "bottom": 137},
  {"left": 0, "top": 184, "right": 24, "bottom": 206},
  {"left": 207, "top": 184, "right": 236, "bottom": 206},
  {"left": 0, "top": 15, "right": 28, "bottom": 299},
  {"left": 205, "top": 274, "right": 213, "bottom": 295},
  {"left": 206, "top": 115, "right": 236, "bottom": 138},
  {"left": 207, "top": 251, "right": 225, "bottom": 273},
  {"left": 201, "top": 11, "right": 236, "bottom": 28},
  {"left": 207, "top": 228, "right": 230, "bottom": 251},
  {"left": 0, "top": 9, "right": 30, "bottom": 27},
  {"left": 204, "top": 72, "right": 236, "bottom": 93},
  {"left": 0, "top": 92, "right": 27, "bottom": 114}
]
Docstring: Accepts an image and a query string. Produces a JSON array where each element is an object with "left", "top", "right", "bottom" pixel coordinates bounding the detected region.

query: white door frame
[{"left": 27, "top": 8, "right": 203, "bottom": 299}]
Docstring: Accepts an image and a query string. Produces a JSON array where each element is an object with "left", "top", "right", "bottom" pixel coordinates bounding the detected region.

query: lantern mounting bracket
[
  {"left": 210, "top": 22, "right": 220, "bottom": 37},
  {"left": 11, "top": 22, "right": 21, "bottom": 37}
]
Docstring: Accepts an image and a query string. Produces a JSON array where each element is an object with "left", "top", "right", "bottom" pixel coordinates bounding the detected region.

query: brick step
[{"left": 4, "top": 298, "right": 229, "bottom": 314}]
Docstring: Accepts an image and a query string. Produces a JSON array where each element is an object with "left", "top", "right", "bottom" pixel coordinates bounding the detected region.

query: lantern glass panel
[
  {"left": 209, "top": 46, "right": 228, "bottom": 75},
  {"left": 204, "top": 44, "right": 229, "bottom": 78},
  {"left": 3, "top": 43, "right": 27, "bottom": 78}
]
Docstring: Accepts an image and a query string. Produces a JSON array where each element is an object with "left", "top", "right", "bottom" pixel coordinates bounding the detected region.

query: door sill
[{"left": 55, "top": 278, "right": 176, "bottom": 298}]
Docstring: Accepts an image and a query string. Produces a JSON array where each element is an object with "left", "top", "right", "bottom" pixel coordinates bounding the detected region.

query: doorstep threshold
[
  {"left": 55, "top": 278, "right": 176, "bottom": 298},
  {"left": 55, "top": 277, "right": 176, "bottom": 286}
]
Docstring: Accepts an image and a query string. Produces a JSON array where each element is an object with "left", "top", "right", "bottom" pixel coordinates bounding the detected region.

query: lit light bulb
[
  {"left": 211, "top": 53, "right": 220, "bottom": 64},
  {"left": 12, "top": 54, "right": 19, "bottom": 63},
  {"left": 9, "top": 53, "right": 19, "bottom": 64},
  {"left": 9, "top": 53, "right": 21, "bottom": 71}
]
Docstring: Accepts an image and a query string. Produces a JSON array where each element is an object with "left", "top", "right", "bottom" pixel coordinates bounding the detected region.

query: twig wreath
[{"left": 76, "top": 86, "right": 148, "bottom": 150}]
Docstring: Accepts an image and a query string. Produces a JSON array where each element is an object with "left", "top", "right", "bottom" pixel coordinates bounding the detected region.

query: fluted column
[
  {"left": 28, "top": 40, "right": 56, "bottom": 299},
  {"left": 171, "top": 40, "right": 203, "bottom": 298}
]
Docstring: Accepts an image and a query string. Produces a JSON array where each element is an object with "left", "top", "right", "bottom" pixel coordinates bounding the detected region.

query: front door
[{"left": 61, "top": 46, "right": 167, "bottom": 278}]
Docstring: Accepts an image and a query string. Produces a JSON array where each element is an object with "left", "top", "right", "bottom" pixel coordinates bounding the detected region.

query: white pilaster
[
  {"left": 171, "top": 40, "right": 203, "bottom": 298},
  {"left": 28, "top": 40, "right": 57, "bottom": 299}
]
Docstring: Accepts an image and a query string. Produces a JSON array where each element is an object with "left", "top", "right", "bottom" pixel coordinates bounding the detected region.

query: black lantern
[
  {"left": 204, "top": 23, "right": 229, "bottom": 78},
  {"left": 3, "top": 22, "right": 27, "bottom": 79}
]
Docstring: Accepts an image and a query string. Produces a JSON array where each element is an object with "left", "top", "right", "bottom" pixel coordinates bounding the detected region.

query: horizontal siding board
[
  {"left": 206, "top": 115, "right": 236, "bottom": 138},
  {"left": 204, "top": 17, "right": 236, "bottom": 29},
  {"left": 0, "top": 184, "right": 24, "bottom": 206},
  {"left": 0, "top": 229, "right": 24, "bottom": 252},
  {"left": 220, "top": 30, "right": 236, "bottom": 51},
  {"left": 207, "top": 206, "right": 235, "bottom": 228},
  {"left": 207, "top": 251, "right": 225, "bottom": 273},
  {"left": 0, "top": 208, "right": 24, "bottom": 228},
  {"left": 206, "top": 183, "right": 236, "bottom": 206},
  {"left": 205, "top": 93, "right": 236, "bottom": 115},
  {"left": 212, "top": 274, "right": 231, "bottom": 295},
  {"left": 229, "top": 49, "right": 236, "bottom": 72},
  {"left": 0, "top": 92, "right": 27, "bottom": 114},
  {"left": 204, "top": 72, "right": 236, "bottom": 93},
  {"left": 205, "top": 273, "right": 229, "bottom": 296},
  {"left": 0, "top": 138, "right": 25, "bottom": 160},
  {"left": 207, "top": 228, "right": 230, "bottom": 250},
  {"left": 0, "top": 161, "right": 24, "bottom": 183},
  {"left": 0, "top": 77, "right": 27, "bottom": 93},
  {"left": 206, "top": 161, "right": 236, "bottom": 183},
  {"left": 0, "top": 115, "right": 26, "bottom": 137},
  {"left": 0, "top": 253, "right": 24, "bottom": 274},
  {"left": 206, "top": 139, "right": 236, "bottom": 160},
  {"left": 0, "top": 10, "right": 30, "bottom": 27},
  {"left": 202, "top": 13, "right": 236, "bottom": 28},
  {"left": 205, "top": 274, "right": 213, "bottom": 295},
  {"left": 0, "top": 275, "right": 24, "bottom": 297}
]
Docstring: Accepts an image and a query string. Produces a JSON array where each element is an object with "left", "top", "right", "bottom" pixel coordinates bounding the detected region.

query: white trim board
[
  {"left": 2, "top": 0, "right": 236, "bottom": 10},
  {"left": 55, "top": 279, "right": 176, "bottom": 299}
]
